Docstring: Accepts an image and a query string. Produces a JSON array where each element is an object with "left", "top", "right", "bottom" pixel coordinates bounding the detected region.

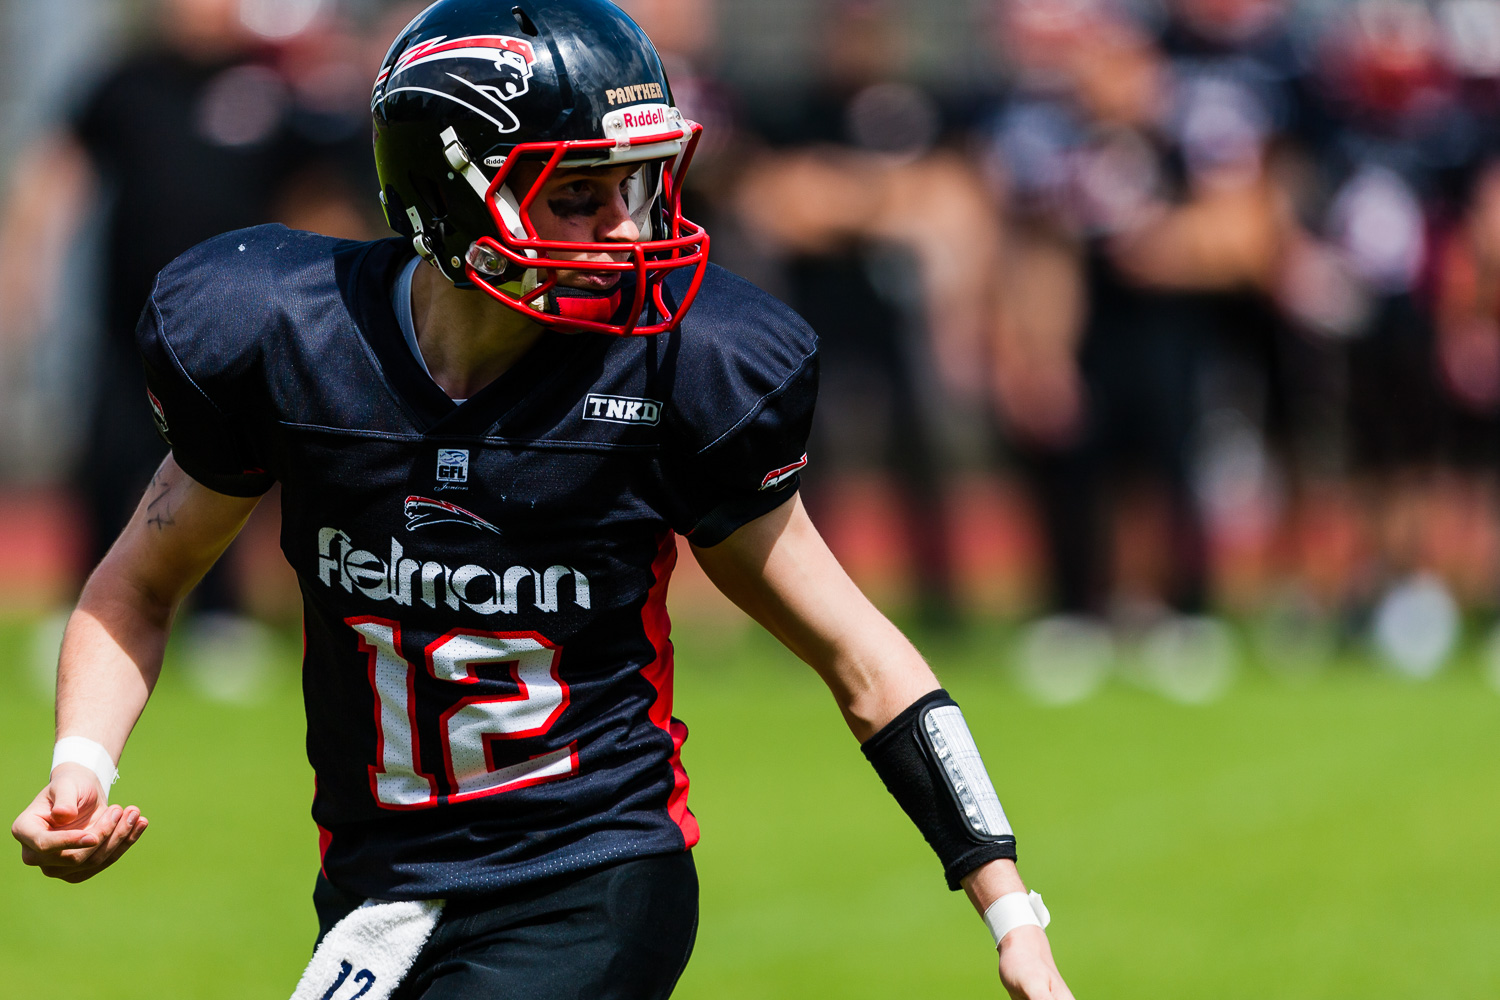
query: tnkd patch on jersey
[
  {"left": 436, "top": 449, "right": 469, "bottom": 485},
  {"left": 583, "top": 394, "right": 662, "bottom": 426}
]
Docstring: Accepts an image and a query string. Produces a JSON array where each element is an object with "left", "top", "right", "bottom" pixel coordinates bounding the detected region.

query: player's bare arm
[
  {"left": 11, "top": 456, "right": 259, "bottom": 882},
  {"left": 694, "top": 495, "right": 1075, "bottom": 1000}
]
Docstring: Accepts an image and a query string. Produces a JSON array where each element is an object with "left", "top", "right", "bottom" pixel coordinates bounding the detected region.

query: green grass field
[{"left": 2, "top": 613, "right": 1498, "bottom": 999}]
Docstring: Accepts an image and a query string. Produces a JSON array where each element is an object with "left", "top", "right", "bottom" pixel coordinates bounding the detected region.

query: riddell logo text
[
  {"left": 317, "top": 528, "right": 590, "bottom": 615},
  {"left": 619, "top": 105, "right": 667, "bottom": 130}
]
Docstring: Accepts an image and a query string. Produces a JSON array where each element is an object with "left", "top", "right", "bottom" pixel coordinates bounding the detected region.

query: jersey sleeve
[
  {"left": 135, "top": 253, "right": 276, "bottom": 498},
  {"left": 658, "top": 269, "right": 819, "bottom": 547}
]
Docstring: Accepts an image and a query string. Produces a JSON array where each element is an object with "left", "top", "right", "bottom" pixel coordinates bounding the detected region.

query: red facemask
[{"left": 463, "top": 120, "right": 711, "bottom": 336}]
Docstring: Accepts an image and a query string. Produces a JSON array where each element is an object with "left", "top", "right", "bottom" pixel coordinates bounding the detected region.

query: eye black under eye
[{"left": 548, "top": 189, "right": 602, "bottom": 218}]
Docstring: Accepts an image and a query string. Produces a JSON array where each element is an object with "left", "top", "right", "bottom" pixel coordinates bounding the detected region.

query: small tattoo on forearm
[{"left": 145, "top": 471, "right": 176, "bottom": 532}]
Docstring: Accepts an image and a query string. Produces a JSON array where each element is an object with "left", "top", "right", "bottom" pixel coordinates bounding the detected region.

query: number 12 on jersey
[{"left": 347, "top": 617, "right": 577, "bottom": 809}]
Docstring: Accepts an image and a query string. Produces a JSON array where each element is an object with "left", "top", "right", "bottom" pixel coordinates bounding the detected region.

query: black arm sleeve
[{"left": 862, "top": 689, "right": 1019, "bottom": 890}]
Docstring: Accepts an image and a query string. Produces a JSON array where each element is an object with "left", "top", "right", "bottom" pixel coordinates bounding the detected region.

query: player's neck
[{"left": 410, "top": 263, "right": 546, "bottom": 400}]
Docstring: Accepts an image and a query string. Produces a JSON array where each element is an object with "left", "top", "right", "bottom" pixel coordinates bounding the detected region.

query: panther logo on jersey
[
  {"left": 374, "top": 34, "right": 537, "bottom": 133},
  {"left": 759, "top": 454, "right": 808, "bottom": 490},
  {"left": 145, "top": 388, "right": 169, "bottom": 438},
  {"left": 404, "top": 495, "right": 501, "bottom": 534}
]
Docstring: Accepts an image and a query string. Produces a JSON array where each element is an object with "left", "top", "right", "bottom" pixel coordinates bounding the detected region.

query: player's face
[{"left": 509, "top": 162, "right": 650, "bottom": 292}]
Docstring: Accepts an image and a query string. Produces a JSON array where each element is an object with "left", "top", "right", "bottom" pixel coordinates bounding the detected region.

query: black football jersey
[{"left": 136, "top": 226, "right": 817, "bottom": 900}]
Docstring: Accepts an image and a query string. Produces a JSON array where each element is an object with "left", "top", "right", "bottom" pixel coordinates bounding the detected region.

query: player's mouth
[
  {"left": 549, "top": 258, "right": 626, "bottom": 292},
  {"left": 565, "top": 270, "right": 622, "bottom": 291}
]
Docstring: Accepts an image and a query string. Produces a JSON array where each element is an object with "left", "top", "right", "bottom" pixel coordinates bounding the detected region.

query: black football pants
[{"left": 313, "top": 852, "right": 699, "bottom": 1000}]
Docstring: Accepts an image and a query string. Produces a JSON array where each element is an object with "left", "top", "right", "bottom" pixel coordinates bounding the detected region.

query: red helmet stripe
[{"left": 395, "top": 35, "right": 536, "bottom": 74}]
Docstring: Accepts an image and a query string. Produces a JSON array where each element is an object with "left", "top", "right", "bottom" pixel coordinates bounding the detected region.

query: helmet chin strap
[
  {"left": 477, "top": 265, "right": 622, "bottom": 325},
  {"left": 554, "top": 286, "right": 624, "bottom": 322},
  {"left": 479, "top": 277, "right": 621, "bottom": 325}
]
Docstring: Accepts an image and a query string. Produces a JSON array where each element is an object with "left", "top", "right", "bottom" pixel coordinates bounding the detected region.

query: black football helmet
[{"left": 371, "top": 0, "right": 709, "bottom": 335}]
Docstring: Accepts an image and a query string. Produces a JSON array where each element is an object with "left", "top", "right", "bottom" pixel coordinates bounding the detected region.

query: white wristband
[
  {"left": 983, "top": 890, "right": 1051, "bottom": 949},
  {"left": 51, "top": 737, "right": 119, "bottom": 804}
]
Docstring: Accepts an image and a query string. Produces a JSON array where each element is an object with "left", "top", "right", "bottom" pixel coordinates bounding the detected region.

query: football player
[{"left": 10, "top": 2, "right": 1074, "bottom": 998}]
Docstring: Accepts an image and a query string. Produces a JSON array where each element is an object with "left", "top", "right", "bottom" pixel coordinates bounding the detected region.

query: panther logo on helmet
[{"left": 375, "top": 35, "right": 538, "bottom": 133}]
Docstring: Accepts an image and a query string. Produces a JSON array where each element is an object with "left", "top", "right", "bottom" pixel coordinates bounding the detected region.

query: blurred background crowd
[{"left": 3, "top": 0, "right": 1500, "bottom": 702}]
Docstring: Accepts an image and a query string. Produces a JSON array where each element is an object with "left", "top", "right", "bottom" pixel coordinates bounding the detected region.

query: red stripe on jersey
[
  {"left": 639, "top": 531, "right": 699, "bottom": 847},
  {"left": 311, "top": 638, "right": 330, "bottom": 876},
  {"left": 314, "top": 775, "right": 332, "bottom": 876},
  {"left": 317, "top": 821, "right": 333, "bottom": 875}
]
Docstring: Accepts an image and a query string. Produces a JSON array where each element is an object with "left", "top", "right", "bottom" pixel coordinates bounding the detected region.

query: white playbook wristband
[
  {"left": 983, "top": 890, "right": 1051, "bottom": 949},
  {"left": 51, "top": 737, "right": 119, "bottom": 803}
]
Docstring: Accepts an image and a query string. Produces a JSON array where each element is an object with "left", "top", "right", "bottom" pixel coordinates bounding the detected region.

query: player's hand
[
  {"left": 11, "top": 763, "right": 147, "bottom": 882},
  {"left": 997, "top": 925, "right": 1075, "bottom": 1000}
]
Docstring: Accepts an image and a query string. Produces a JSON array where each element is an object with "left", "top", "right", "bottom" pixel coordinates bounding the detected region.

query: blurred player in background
[
  {"left": 734, "top": 0, "right": 1005, "bottom": 626},
  {"left": 1295, "top": 0, "right": 1499, "bottom": 673},
  {"left": 978, "top": 0, "right": 1500, "bottom": 683},
  {"left": 11, "top": 1, "right": 1075, "bottom": 997},
  {"left": 0, "top": 0, "right": 375, "bottom": 692},
  {"left": 979, "top": 0, "right": 1234, "bottom": 691}
]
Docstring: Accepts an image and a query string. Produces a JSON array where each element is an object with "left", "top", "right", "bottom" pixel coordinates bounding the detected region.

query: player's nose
[{"left": 596, "top": 190, "right": 641, "bottom": 245}]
